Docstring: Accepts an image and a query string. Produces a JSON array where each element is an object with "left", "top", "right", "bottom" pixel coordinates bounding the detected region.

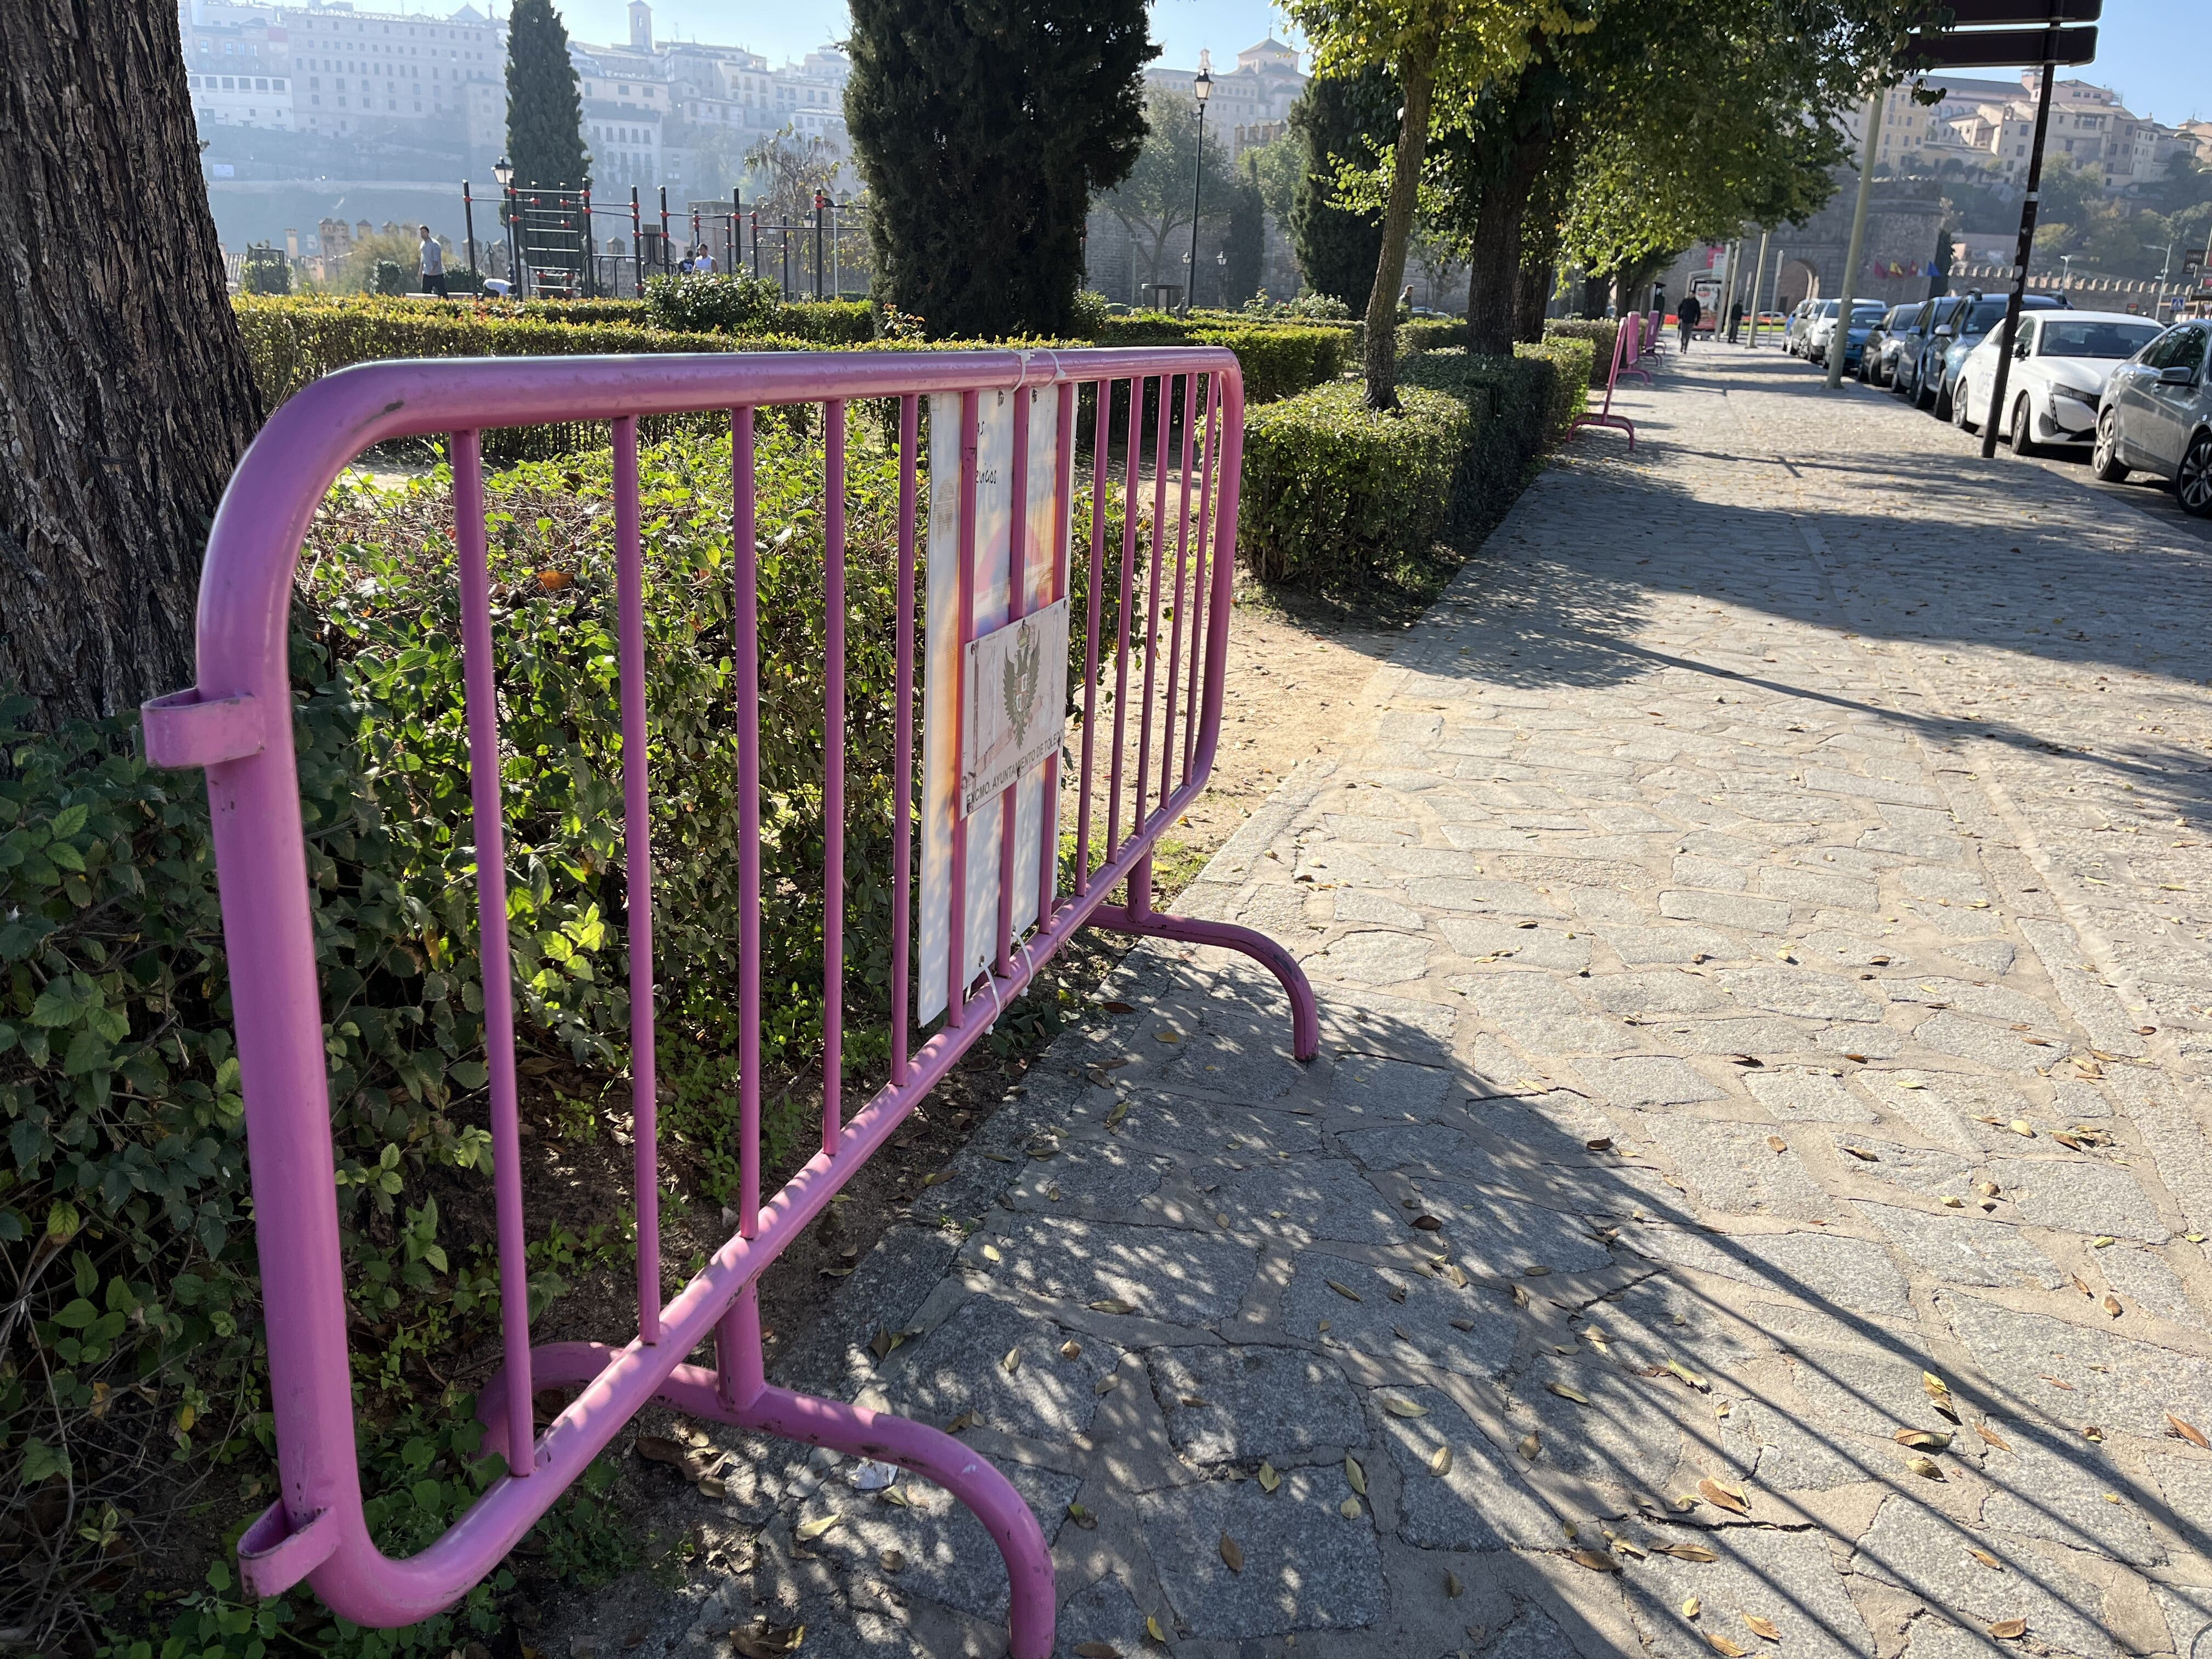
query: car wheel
[
  {"left": 2010, "top": 396, "right": 2041, "bottom": 459},
  {"left": 1934, "top": 379, "right": 1954, "bottom": 422},
  {"left": 1915, "top": 372, "right": 1936, "bottom": 411},
  {"left": 2181, "top": 432, "right": 2212, "bottom": 519},
  {"left": 2091, "top": 407, "right": 2130, "bottom": 482},
  {"left": 1954, "top": 382, "right": 1975, "bottom": 431}
]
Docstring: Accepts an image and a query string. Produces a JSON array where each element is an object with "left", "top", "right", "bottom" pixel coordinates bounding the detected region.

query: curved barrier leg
[{"left": 1091, "top": 902, "right": 1321, "bottom": 1062}]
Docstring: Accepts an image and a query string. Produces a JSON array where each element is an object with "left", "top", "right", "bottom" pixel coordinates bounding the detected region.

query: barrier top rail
[{"left": 143, "top": 345, "right": 1317, "bottom": 1658}]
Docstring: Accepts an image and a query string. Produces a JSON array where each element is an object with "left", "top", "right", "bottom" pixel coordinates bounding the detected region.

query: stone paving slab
[{"left": 654, "top": 348, "right": 2212, "bottom": 1658}]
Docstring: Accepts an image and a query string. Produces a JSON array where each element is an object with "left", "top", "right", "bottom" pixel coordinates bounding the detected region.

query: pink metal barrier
[
  {"left": 1617, "top": 312, "right": 1653, "bottom": 387},
  {"left": 141, "top": 347, "right": 1319, "bottom": 1655},
  {"left": 1572, "top": 320, "right": 1638, "bottom": 449}
]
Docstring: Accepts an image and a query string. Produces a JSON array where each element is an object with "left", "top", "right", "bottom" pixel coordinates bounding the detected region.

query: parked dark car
[
  {"left": 1888, "top": 303, "right": 1943, "bottom": 404},
  {"left": 1909, "top": 290, "right": 2068, "bottom": 419},
  {"left": 2095, "top": 320, "right": 2212, "bottom": 516},
  {"left": 1859, "top": 302, "right": 1924, "bottom": 387}
]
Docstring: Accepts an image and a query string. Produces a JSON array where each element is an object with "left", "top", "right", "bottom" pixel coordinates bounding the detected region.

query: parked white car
[{"left": 1953, "top": 309, "right": 2166, "bottom": 455}]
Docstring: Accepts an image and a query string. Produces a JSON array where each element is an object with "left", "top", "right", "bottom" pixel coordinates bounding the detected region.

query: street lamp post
[
  {"left": 493, "top": 154, "right": 516, "bottom": 289},
  {"left": 1216, "top": 247, "right": 1227, "bottom": 310},
  {"left": 462, "top": 179, "right": 477, "bottom": 277},
  {"left": 2146, "top": 241, "right": 2176, "bottom": 320},
  {"left": 1185, "top": 52, "right": 1212, "bottom": 318}
]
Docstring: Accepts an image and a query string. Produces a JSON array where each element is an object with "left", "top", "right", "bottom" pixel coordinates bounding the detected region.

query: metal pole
[
  {"left": 631, "top": 187, "right": 643, "bottom": 296},
  {"left": 505, "top": 184, "right": 519, "bottom": 292},
  {"left": 463, "top": 180, "right": 477, "bottom": 276},
  {"left": 659, "top": 185, "right": 670, "bottom": 278},
  {"left": 731, "top": 188, "right": 741, "bottom": 274},
  {"left": 1826, "top": 89, "right": 1884, "bottom": 389},
  {"left": 1745, "top": 231, "right": 1771, "bottom": 349},
  {"left": 830, "top": 200, "right": 838, "bottom": 298},
  {"left": 1184, "top": 103, "right": 1207, "bottom": 317},
  {"left": 582, "top": 184, "right": 595, "bottom": 296},
  {"left": 1980, "top": 2, "right": 2064, "bottom": 459},
  {"left": 751, "top": 210, "right": 760, "bottom": 280},
  {"left": 814, "top": 191, "right": 825, "bottom": 299}
]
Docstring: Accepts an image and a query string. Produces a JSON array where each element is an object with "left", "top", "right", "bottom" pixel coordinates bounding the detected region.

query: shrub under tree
[
  {"left": 505, "top": 0, "right": 589, "bottom": 190},
  {"left": 845, "top": 0, "right": 1153, "bottom": 338},
  {"left": 1287, "top": 66, "right": 1397, "bottom": 311}
]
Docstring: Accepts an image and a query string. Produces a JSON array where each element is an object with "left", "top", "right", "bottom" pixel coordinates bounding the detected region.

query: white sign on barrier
[
  {"left": 916, "top": 386, "right": 1070, "bottom": 1023},
  {"left": 962, "top": 600, "right": 1070, "bottom": 819}
]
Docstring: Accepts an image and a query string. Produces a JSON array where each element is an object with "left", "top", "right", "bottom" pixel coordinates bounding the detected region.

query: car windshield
[
  {"left": 1961, "top": 297, "right": 2061, "bottom": 335},
  {"left": 2036, "top": 320, "right": 2163, "bottom": 358}
]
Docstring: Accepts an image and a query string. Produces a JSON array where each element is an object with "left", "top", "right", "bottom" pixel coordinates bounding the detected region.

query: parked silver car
[{"left": 2094, "top": 319, "right": 2212, "bottom": 517}]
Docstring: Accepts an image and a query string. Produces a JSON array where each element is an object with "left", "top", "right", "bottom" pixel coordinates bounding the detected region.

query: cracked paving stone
[
  {"left": 1374, "top": 1383, "right": 1559, "bottom": 1550},
  {"left": 1826, "top": 1133, "right": 1977, "bottom": 1197},
  {"left": 1572, "top": 1054, "right": 1724, "bottom": 1108},
  {"left": 2156, "top": 1584, "right": 2212, "bottom": 1659},
  {"left": 1638, "top": 1115, "right": 1837, "bottom": 1220},
  {"left": 2094, "top": 1246, "right": 2198, "bottom": 1323},
  {"left": 1715, "top": 965, "right": 1886, "bottom": 1021},
  {"left": 1852, "top": 1493, "right": 2123, "bottom": 1659},
  {"left": 1147, "top": 1345, "right": 1368, "bottom": 1465},
  {"left": 1939, "top": 1293, "right": 2212, "bottom": 1440},
  {"left": 1745, "top": 1069, "right": 1880, "bottom": 1122},
  {"left": 1717, "top": 1393, "right": 1873, "bottom": 1491},
  {"left": 1332, "top": 1055, "right": 1458, "bottom": 1116},
  {"left": 1854, "top": 1201, "right": 2066, "bottom": 1291},
  {"left": 1630, "top": 1226, "right": 1914, "bottom": 1318},
  {"left": 1209, "top": 1158, "right": 1407, "bottom": 1246},
  {"left": 1599, "top": 924, "right": 1740, "bottom": 965},
  {"left": 1064, "top": 1090, "right": 1325, "bottom": 1159},
  {"left": 1007, "top": 1141, "right": 1167, "bottom": 1211},
  {"left": 1881, "top": 977, "right": 2064, "bottom": 1030},
  {"left": 2148, "top": 1455, "right": 2212, "bottom": 1551},
  {"left": 1313, "top": 929, "right": 1435, "bottom": 985},
  {"left": 877, "top": 1295, "right": 1124, "bottom": 1440},
  {"left": 1590, "top": 969, "right": 1732, "bottom": 1015},
  {"left": 1416, "top": 1184, "right": 1616, "bottom": 1273},
  {"left": 1978, "top": 1431, "right": 2162, "bottom": 1566},
  {"left": 794, "top": 1459, "right": 1079, "bottom": 1624},
  {"left": 1133, "top": 1464, "right": 1386, "bottom": 1639},
  {"left": 1279, "top": 1255, "right": 1516, "bottom": 1378},
  {"left": 1984, "top": 1155, "right": 2169, "bottom": 1243},
  {"left": 985, "top": 1215, "right": 1257, "bottom": 1327},
  {"left": 1624, "top": 1525, "right": 1877, "bottom": 1659},
  {"left": 1158, "top": 1030, "right": 1305, "bottom": 1102},
  {"left": 1468, "top": 1090, "right": 1621, "bottom": 1161},
  {"left": 1050, "top": 1576, "right": 1155, "bottom": 1659},
  {"left": 1440, "top": 916, "right": 1594, "bottom": 969},
  {"left": 1510, "top": 1350, "right": 1700, "bottom": 1494},
  {"left": 1339, "top": 1121, "right": 1495, "bottom": 1180},
  {"left": 1456, "top": 972, "right": 1636, "bottom": 1054},
  {"left": 1911, "top": 1012, "right": 2069, "bottom": 1074}
]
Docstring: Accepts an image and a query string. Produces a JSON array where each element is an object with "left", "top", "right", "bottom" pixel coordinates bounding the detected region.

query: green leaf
[
  {"left": 30, "top": 975, "right": 95, "bottom": 1028},
  {"left": 21, "top": 1438, "right": 70, "bottom": 1483}
]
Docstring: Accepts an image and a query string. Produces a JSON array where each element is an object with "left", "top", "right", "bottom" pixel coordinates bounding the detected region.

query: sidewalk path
[{"left": 680, "top": 347, "right": 2212, "bottom": 1659}]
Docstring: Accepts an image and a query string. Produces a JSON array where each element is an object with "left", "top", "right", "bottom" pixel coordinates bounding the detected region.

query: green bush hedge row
[
  {"left": 1238, "top": 337, "right": 1593, "bottom": 587},
  {"left": 1543, "top": 317, "right": 1622, "bottom": 385},
  {"left": 1090, "top": 315, "right": 1349, "bottom": 403}
]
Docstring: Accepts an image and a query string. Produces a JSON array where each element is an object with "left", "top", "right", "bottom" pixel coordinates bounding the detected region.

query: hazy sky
[{"left": 438, "top": 0, "right": 2204, "bottom": 126}]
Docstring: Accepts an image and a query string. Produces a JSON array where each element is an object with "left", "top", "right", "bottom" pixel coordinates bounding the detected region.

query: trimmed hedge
[
  {"left": 1543, "top": 318, "right": 1622, "bottom": 386},
  {"left": 1400, "top": 318, "right": 1469, "bottom": 353},
  {"left": 1091, "top": 315, "right": 1348, "bottom": 402},
  {"left": 1239, "top": 337, "right": 1593, "bottom": 587},
  {"left": 1238, "top": 382, "right": 1475, "bottom": 583}
]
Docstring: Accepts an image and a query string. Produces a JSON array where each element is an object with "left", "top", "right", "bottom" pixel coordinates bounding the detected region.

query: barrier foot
[
  {"left": 1090, "top": 904, "right": 1321, "bottom": 1062},
  {"left": 1570, "top": 413, "right": 1636, "bottom": 451},
  {"left": 481, "top": 1339, "right": 1057, "bottom": 1659}
]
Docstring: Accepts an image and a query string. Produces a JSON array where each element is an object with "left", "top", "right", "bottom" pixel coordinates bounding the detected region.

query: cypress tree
[
  {"left": 506, "top": 0, "right": 589, "bottom": 190},
  {"left": 1221, "top": 158, "right": 1265, "bottom": 308},
  {"left": 1287, "top": 67, "right": 1395, "bottom": 307},
  {"left": 845, "top": 0, "right": 1153, "bottom": 338}
]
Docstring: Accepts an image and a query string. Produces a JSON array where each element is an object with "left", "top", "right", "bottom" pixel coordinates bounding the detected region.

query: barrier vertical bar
[
  {"left": 613, "top": 417, "right": 661, "bottom": 1344},
  {"left": 1038, "top": 381, "right": 1074, "bottom": 927},
  {"left": 1159, "top": 371, "right": 1198, "bottom": 811},
  {"left": 995, "top": 394, "right": 1029, "bottom": 977},
  {"left": 891, "top": 394, "right": 919, "bottom": 1084},
  {"left": 731, "top": 407, "right": 761, "bottom": 1237},
  {"left": 1105, "top": 377, "right": 1142, "bottom": 859},
  {"left": 1133, "top": 375, "right": 1171, "bottom": 831},
  {"left": 822, "top": 400, "right": 847, "bottom": 1155},
  {"left": 947, "top": 390, "right": 979, "bottom": 1026},
  {"left": 453, "top": 430, "right": 534, "bottom": 1475},
  {"left": 1180, "top": 374, "right": 1221, "bottom": 789},
  {"left": 1073, "top": 379, "right": 1109, "bottom": 898}
]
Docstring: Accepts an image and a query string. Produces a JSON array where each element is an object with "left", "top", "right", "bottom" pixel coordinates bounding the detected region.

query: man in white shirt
[
  {"left": 419, "top": 227, "right": 448, "bottom": 298},
  {"left": 693, "top": 244, "right": 716, "bottom": 275}
]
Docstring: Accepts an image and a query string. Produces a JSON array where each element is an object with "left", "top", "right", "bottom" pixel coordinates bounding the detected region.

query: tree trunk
[
  {"left": 1360, "top": 38, "right": 1436, "bottom": 411},
  {"left": 1515, "top": 257, "right": 1552, "bottom": 342},
  {"left": 1463, "top": 133, "right": 1551, "bottom": 356},
  {"left": 1, "top": 3, "right": 263, "bottom": 727}
]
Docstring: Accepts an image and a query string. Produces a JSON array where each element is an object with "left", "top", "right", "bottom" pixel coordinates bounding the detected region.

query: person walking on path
[
  {"left": 693, "top": 244, "right": 716, "bottom": 274},
  {"left": 1677, "top": 290, "right": 1702, "bottom": 350},
  {"left": 1729, "top": 297, "right": 1746, "bottom": 342},
  {"left": 417, "top": 226, "right": 447, "bottom": 298}
]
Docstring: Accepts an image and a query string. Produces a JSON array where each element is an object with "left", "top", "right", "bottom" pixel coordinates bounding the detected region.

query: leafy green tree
[
  {"left": 1098, "top": 89, "right": 1234, "bottom": 305},
  {"left": 1286, "top": 67, "right": 1395, "bottom": 307},
  {"left": 845, "top": 0, "right": 1152, "bottom": 337},
  {"left": 1222, "top": 156, "right": 1266, "bottom": 306},
  {"left": 505, "top": 0, "right": 589, "bottom": 190}
]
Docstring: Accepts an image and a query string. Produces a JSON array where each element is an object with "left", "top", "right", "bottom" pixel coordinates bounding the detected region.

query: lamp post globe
[{"left": 1185, "top": 51, "right": 1213, "bottom": 318}]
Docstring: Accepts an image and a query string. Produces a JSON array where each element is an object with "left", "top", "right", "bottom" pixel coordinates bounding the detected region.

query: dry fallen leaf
[
  {"left": 1326, "top": 1279, "right": 1363, "bottom": 1302},
  {"left": 1706, "top": 1634, "right": 1747, "bottom": 1657},
  {"left": 1094, "top": 1374, "right": 1121, "bottom": 1397},
  {"left": 1697, "top": 1477, "right": 1750, "bottom": 1516},
  {"left": 1743, "top": 1613, "right": 1780, "bottom": 1641},
  {"left": 1904, "top": 1455, "right": 1944, "bottom": 1480},
  {"left": 1257, "top": 1461, "right": 1282, "bottom": 1493},
  {"left": 880, "top": 1548, "right": 906, "bottom": 1572},
  {"left": 1585, "top": 1136, "right": 1615, "bottom": 1152},
  {"left": 2009, "top": 1119, "right": 2036, "bottom": 1138},
  {"left": 1445, "top": 1570, "right": 1463, "bottom": 1599},
  {"left": 1087, "top": 1298, "right": 1136, "bottom": 1315},
  {"left": 1969, "top": 1547, "right": 2004, "bottom": 1571},
  {"left": 636, "top": 1434, "right": 692, "bottom": 1471},
  {"left": 1766, "top": 1135, "right": 1787, "bottom": 1152},
  {"left": 1843, "top": 1146, "right": 1881, "bottom": 1162},
  {"left": 1667, "top": 1358, "right": 1711, "bottom": 1392},
  {"left": 1346, "top": 1455, "right": 1367, "bottom": 1496},
  {"left": 1429, "top": 1443, "right": 1454, "bottom": 1477},
  {"left": 1218, "top": 1533, "right": 1244, "bottom": 1573},
  {"left": 1411, "top": 1214, "right": 1443, "bottom": 1231},
  {"left": 1569, "top": 1549, "right": 1620, "bottom": 1574},
  {"left": 1682, "top": 1595, "right": 1702, "bottom": 1619},
  {"left": 1519, "top": 1431, "right": 1542, "bottom": 1462},
  {"left": 1654, "top": 1542, "right": 1719, "bottom": 1562},
  {"left": 2103, "top": 1294, "right": 2124, "bottom": 1318},
  {"left": 729, "top": 1622, "right": 805, "bottom": 1659},
  {"left": 1339, "top": 1496, "right": 1363, "bottom": 1520},
  {"left": 2168, "top": 1413, "right": 2211, "bottom": 1450},
  {"left": 795, "top": 1513, "right": 842, "bottom": 1542},
  {"left": 1383, "top": 1397, "right": 1429, "bottom": 1418},
  {"left": 1988, "top": 1617, "right": 2027, "bottom": 1640},
  {"left": 1549, "top": 1383, "right": 1591, "bottom": 1406},
  {"left": 1895, "top": 1429, "right": 1953, "bottom": 1451},
  {"left": 1001, "top": 1346, "right": 1021, "bottom": 1375},
  {"left": 946, "top": 1409, "right": 981, "bottom": 1434},
  {"left": 1146, "top": 1616, "right": 1167, "bottom": 1643}
]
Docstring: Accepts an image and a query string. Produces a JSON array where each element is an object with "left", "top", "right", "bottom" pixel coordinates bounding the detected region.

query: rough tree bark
[
  {"left": 0, "top": 2, "right": 263, "bottom": 727},
  {"left": 1359, "top": 40, "right": 1437, "bottom": 411},
  {"left": 1462, "top": 133, "right": 1551, "bottom": 356}
]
